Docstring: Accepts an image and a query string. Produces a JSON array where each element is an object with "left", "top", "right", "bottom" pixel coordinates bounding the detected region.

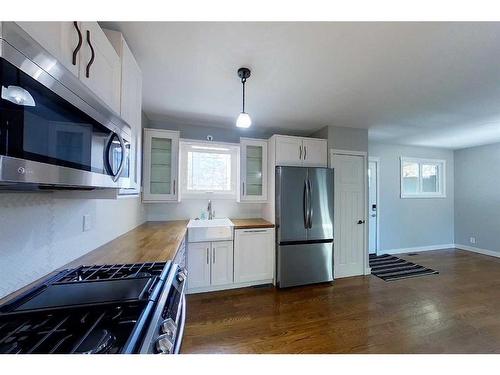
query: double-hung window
[
  {"left": 400, "top": 157, "right": 446, "bottom": 198},
  {"left": 180, "top": 140, "right": 239, "bottom": 199}
]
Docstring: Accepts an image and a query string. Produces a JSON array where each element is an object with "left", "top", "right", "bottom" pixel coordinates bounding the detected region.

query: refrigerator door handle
[
  {"left": 303, "top": 179, "right": 308, "bottom": 229},
  {"left": 307, "top": 178, "right": 313, "bottom": 229}
]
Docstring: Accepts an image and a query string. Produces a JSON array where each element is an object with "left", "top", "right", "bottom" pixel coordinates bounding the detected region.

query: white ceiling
[{"left": 101, "top": 22, "right": 500, "bottom": 149}]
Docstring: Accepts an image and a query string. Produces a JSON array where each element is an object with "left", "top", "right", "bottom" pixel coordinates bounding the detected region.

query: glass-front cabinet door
[
  {"left": 143, "top": 128, "right": 179, "bottom": 202},
  {"left": 239, "top": 138, "right": 268, "bottom": 202}
]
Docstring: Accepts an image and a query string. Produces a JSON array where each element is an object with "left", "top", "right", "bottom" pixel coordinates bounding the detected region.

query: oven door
[{"left": 0, "top": 34, "right": 130, "bottom": 189}]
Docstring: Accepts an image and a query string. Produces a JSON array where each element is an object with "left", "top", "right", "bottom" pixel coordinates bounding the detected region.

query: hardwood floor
[{"left": 182, "top": 249, "right": 500, "bottom": 353}]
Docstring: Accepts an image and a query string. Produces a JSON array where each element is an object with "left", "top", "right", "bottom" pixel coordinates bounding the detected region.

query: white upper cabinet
[
  {"left": 15, "top": 22, "right": 121, "bottom": 114},
  {"left": 16, "top": 22, "right": 81, "bottom": 76},
  {"left": 239, "top": 138, "right": 268, "bottom": 202},
  {"left": 104, "top": 29, "right": 143, "bottom": 193},
  {"left": 274, "top": 136, "right": 303, "bottom": 166},
  {"left": 272, "top": 135, "right": 327, "bottom": 167},
  {"left": 79, "top": 22, "right": 121, "bottom": 114},
  {"left": 302, "top": 138, "right": 328, "bottom": 167},
  {"left": 143, "top": 129, "right": 179, "bottom": 202}
]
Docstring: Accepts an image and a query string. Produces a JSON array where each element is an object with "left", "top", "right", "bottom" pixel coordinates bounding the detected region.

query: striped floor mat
[{"left": 369, "top": 254, "right": 439, "bottom": 281}]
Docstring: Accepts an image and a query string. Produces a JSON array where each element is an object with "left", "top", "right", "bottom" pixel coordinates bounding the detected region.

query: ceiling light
[
  {"left": 1, "top": 85, "right": 35, "bottom": 107},
  {"left": 236, "top": 67, "right": 251, "bottom": 128}
]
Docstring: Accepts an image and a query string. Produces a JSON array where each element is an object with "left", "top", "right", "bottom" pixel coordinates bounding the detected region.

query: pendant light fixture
[{"left": 236, "top": 67, "right": 252, "bottom": 128}]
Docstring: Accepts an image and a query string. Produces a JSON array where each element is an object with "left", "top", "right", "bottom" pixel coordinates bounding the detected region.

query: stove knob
[
  {"left": 176, "top": 271, "right": 186, "bottom": 283},
  {"left": 160, "top": 318, "right": 177, "bottom": 338},
  {"left": 155, "top": 334, "right": 174, "bottom": 354}
]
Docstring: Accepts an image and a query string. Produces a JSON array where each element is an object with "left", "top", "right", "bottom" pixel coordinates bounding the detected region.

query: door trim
[
  {"left": 330, "top": 149, "right": 370, "bottom": 276},
  {"left": 369, "top": 156, "right": 380, "bottom": 256}
]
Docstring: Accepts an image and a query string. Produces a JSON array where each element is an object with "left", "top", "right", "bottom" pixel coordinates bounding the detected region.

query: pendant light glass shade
[
  {"left": 236, "top": 67, "right": 252, "bottom": 128},
  {"left": 236, "top": 112, "right": 252, "bottom": 128}
]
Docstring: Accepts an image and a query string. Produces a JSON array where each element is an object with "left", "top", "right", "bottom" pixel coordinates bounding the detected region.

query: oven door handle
[{"left": 173, "top": 293, "right": 186, "bottom": 354}]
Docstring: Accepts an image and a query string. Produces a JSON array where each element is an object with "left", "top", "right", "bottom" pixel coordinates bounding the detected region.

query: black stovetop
[{"left": 0, "top": 261, "right": 173, "bottom": 354}]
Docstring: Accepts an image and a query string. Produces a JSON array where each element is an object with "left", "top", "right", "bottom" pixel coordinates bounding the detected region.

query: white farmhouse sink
[{"left": 187, "top": 218, "right": 234, "bottom": 242}]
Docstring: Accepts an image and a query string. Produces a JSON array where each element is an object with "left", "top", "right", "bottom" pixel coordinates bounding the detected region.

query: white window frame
[
  {"left": 400, "top": 157, "right": 446, "bottom": 199},
  {"left": 179, "top": 139, "right": 240, "bottom": 200}
]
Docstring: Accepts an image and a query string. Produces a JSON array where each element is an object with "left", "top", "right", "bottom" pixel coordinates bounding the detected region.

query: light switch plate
[{"left": 83, "top": 214, "right": 91, "bottom": 232}]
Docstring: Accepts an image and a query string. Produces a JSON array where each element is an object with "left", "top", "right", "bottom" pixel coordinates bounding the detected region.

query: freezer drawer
[{"left": 277, "top": 241, "right": 333, "bottom": 288}]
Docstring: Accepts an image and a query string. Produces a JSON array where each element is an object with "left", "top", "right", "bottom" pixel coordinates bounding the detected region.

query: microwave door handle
[
  {"left": 113, "top": 134, "right": 126, "bottom": 182},
  {"left": 103, "top": 133, "right": 114, "bottom": 177}
]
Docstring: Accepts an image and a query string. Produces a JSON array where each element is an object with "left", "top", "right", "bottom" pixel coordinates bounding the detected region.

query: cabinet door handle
[
  {"left": 85, "top": 30, "right": 95, "bottom": 78},
  {"left": 206, "top": 247, "right": 209, "bottom": 264},
  {"left": 243, "top": 229, "right": 269, "bottom": 233},
  {"left": 299, "top": 145, "right": 302, "bottom": 159},
  {"left": 173, "top": 179, "right": 176, "bottom": 195},
  {"left": 213, "top": 247, "right": 216, "bottom": 263},
  {"left": 72, "top": 22, "right": 82, "bottom": 66},
  {"left": 304, "top": 146, "right": 307, "bottom": 160},
  {"left": 242, "top": 181, "right": 245, "bottom": 196}
]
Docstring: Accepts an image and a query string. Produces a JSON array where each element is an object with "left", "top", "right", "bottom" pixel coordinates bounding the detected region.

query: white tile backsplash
[{"left": 0, "top": 194, "right": 145, "bottom": 299}]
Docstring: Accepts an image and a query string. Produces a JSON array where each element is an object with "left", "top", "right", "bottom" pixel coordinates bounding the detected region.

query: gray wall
[
  {"left": 311, "top": 125, "right": 368, "bottom": 152},
  {"left": 454, "top": 142, "right": 500, "bottom": 253},
  {"left": 369, "top": 142, "right": 455, "bottom": 251},
  {"left": 148, "top": 120, "right": 305, "bottom": 143}
]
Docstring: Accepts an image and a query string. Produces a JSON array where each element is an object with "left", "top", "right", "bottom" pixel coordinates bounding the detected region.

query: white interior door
[
  {"left": 333, "top": 153, "right": 366, "bottom": 278},
  {"left": 368, "top": 160, "right": 378, "bottom": 254}
]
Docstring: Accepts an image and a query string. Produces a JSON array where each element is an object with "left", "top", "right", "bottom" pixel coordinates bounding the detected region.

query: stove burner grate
[{"left": 55, "top": 262, "right": 167, "bottom": 283}]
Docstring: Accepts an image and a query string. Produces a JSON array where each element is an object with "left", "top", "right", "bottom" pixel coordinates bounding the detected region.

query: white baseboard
[
  {"left": 381, "top": 244, "right": 455, "bottom": 255},
  {"left": 455, "top": 244, "right": 500, "bottom": 259}
]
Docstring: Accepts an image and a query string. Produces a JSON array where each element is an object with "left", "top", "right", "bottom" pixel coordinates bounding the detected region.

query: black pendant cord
[{"left": 241, "top": 78, "right": 246, "bottom": 113}]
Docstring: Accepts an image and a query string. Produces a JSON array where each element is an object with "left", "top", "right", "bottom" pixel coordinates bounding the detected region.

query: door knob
[
  {"left": 370, "top": 214, "right": 376, "bottom": 217},
  {"left": 357, "top": 220, "right": 366, "bottom": 224}
]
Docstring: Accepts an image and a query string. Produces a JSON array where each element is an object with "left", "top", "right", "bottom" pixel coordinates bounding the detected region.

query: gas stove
[{"left": 0, "top": 261, "right": 186, "bottom": 354}]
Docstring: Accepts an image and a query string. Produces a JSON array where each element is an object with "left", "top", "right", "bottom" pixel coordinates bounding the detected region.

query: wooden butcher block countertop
[
  {"left": 230, "top": 218, "right": 275, "bottom": 229},
  {"left": 69, "top": 218, "right": 273, "bottom": 266},
  {"left": 66, "top": 220, "right": 189, "bottom": 267}
]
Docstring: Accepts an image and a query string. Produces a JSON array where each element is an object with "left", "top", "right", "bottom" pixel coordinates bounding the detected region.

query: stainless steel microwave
[{"left": 0, "top": 22, "right": 132, "bottom": 190}]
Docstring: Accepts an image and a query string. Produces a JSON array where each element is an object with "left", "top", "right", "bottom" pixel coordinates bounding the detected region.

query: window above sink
[{"left": 179, "top": 140, "right": 239, "bottom": 200}]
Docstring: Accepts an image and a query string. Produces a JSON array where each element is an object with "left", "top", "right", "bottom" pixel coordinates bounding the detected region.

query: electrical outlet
[
  {"left": 83, "top": 214, "right": 91, "bottom": 232},
  {"left": 469, "top": 236, "right": 476, "bottom": 245}
]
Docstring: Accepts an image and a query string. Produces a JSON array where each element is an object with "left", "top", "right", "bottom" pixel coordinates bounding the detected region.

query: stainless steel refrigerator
[{"left": 276, "top": 166, "right": 334, "bottom": 288}]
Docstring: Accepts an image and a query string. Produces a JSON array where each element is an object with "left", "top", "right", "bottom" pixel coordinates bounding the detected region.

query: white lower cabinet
[
  {"left": 187, "top": 228, "right": 274, "bottom": 294},
  {"left": 187, "top": 241, "right": 233, "bottom": 292},
  {"left": 186, "top": 242, "right": 211, "bottom": 290},
  {"left": 234, "top": 228, "right": 274, "bottom": 284},
  {"left": 210, "top": 241, "right": 234, "bottom": 286}
]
